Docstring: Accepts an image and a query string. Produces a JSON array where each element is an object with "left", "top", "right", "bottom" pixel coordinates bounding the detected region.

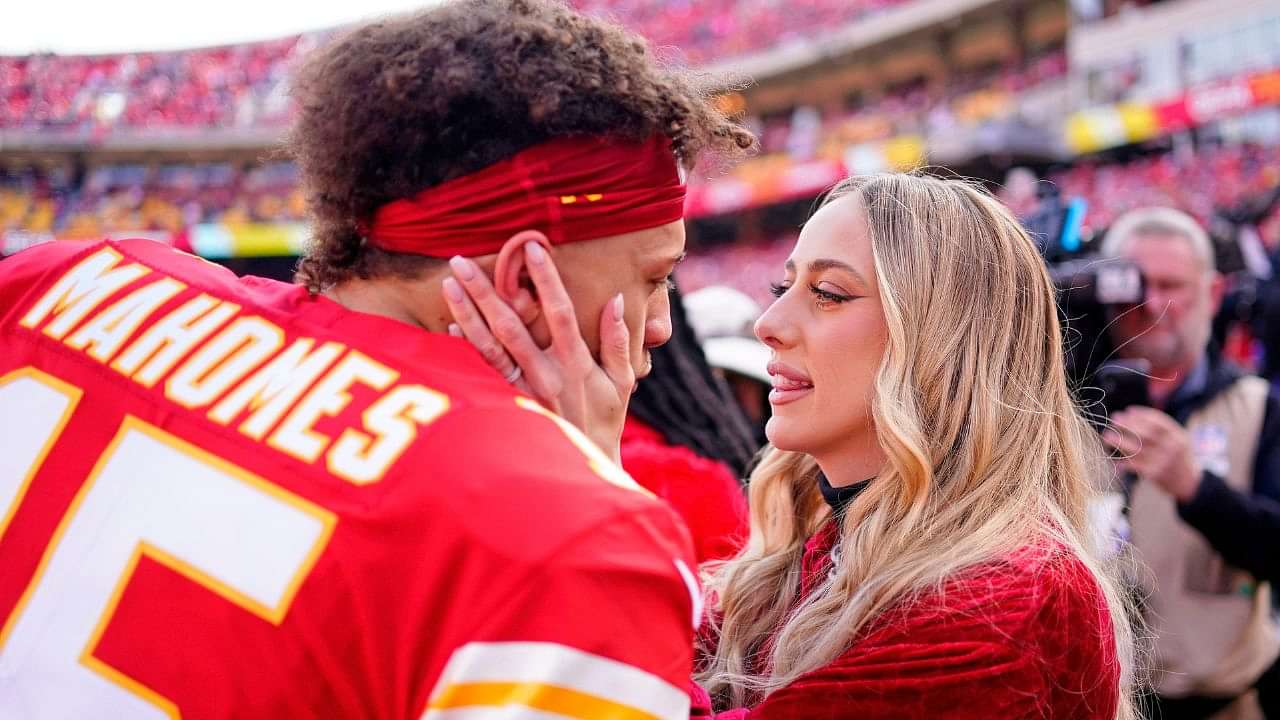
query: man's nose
[
  {"left": 1142, "top": 289, "right": 1171, "bottom": 315},
  {"left": 644, "top": 313, "right": 672, "bottom": 349}
]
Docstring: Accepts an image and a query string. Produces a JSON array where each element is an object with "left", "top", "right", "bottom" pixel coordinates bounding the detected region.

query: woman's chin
[{"left": 764, "top": 418, "right": 810, "bottom": 453}]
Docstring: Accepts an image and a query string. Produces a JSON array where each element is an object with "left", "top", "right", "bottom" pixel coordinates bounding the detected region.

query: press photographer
[{"left": 1088, "top": 207, "right": 1280, "bottom": 719}]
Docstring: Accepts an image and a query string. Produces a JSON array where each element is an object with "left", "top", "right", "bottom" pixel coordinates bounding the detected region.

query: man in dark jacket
[{"left": 1099, "top": 206, "right": 1280, "bottom": 719}]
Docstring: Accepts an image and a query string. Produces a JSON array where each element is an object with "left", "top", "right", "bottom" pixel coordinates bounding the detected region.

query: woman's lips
[
  {"left": 769, "top": 385, "right": 814, "bottom": 405},
  {"left": 768, "top": 361, "right": 813, "bottom": 405}
]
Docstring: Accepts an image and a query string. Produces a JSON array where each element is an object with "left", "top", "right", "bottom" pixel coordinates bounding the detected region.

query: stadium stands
[
  {"left": 747, "top": 48, "right": 1068, "bottom": 157},
  {"left": 679, "top": 143, "right": 1280, "bottom": 303},
  {"left": 1, "top": 37, "right": 303, "bottom": 132},
  {"left": 4, "top": 139, "right": 1277, "bottom": 262},
  {"left": 0, "top": 0, "right": 915, "bottom": 134},
  {"left": 0, "top": 162, "right": 304, "bottom": 239},
  {"left": 0, "top": 37, "right": 1074, "bottom": 241},
  {"left": 1045, "top": 143, "right": 1280, "bottom": 232},
  {"left": 569, "top": 0, "right": 912, "bottom": 65}
]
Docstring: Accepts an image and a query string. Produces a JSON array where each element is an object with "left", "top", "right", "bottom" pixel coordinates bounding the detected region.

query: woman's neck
[{"left": 815, "top": 430, "right": 885, "bottom": 488}]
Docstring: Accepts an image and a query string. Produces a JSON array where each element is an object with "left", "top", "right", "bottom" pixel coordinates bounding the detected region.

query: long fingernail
[
  {"left": 612, "top": 293, "right": 624, "bottom": 319},
  {"left": 526, "top": 242, "right": 547, "bottom": 266},
  {"left": 449, "top": 255, "right": 476, "bottom": 281},
  {"left": 442, "top": 277, "right": 464, "bottom": 302},
  {"left": 448, "top": 323, "right": 463, "bottom": 337}
]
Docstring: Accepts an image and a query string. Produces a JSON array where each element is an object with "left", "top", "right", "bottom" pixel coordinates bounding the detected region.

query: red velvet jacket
[
  {"left": 620, "top": 417, "right": 750, "bottom": 563},
  {"left": 693, "top": 520, "right": 1121, "bottom": 719}
]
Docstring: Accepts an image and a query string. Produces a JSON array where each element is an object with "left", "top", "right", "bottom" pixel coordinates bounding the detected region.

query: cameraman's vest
[{"left": 1130, "top": 375, "right": 1279, "bottom": 699}]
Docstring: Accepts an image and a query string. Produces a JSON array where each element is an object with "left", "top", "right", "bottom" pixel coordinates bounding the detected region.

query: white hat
[
  {"left": 683, "top": 286, "right": 771, "bottom": 384},
  {"left": 703, "top": 336, "right": 772, "bottom": 384}
]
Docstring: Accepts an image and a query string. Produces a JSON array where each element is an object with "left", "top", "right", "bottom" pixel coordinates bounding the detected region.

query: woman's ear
[{"left": 493, "top": 230, "right": 552, "bottom": 302}]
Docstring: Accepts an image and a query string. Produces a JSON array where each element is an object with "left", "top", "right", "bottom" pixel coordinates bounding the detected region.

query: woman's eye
[
  {"left": 809, "top": 283, "right": 853, "bottom": 304},
  {"left": 768, "top": 282, "right": 789, "bottom": 298}
]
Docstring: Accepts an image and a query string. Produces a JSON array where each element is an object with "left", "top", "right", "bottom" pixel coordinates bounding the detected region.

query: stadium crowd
[
  {"left": 568, "top": 0, "right": 911, "bottom": 65},
  {"left": 0, "top": 38, "right": 1071, "bottom": 243},
  {"left": 1049, "top": 143, "right": 1280, "bottom": 233},
  {"left": 0, "top": 36, "right": 304, "bottom": 132},
  {"left": 747, "top": 48, "right": 1067, "bottom": 157},
  {"left": 676, "top": 143, "right": 1280, "bottom": 305},
  {"left": 0, "top": 0, "right": 914, "bottom": 134},
  {"left": 4, "top": 140, "right": 1277, "bottom": 288},
  {"left": 0, "top": 162, "right": 304, "bottom": 239}
]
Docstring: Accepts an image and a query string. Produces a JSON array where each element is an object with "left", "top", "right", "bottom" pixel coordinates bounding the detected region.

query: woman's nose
[{"left": 755, "top": 302, "right": 789, "bottom": 350}]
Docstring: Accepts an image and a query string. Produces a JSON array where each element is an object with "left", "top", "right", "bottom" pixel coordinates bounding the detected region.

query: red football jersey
[{"left": 0, "top": 239, "right": 699, "bottom": 719}]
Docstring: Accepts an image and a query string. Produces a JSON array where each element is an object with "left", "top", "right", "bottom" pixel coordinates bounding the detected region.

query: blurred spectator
[
  {"left": 624, "top": 283, "right": 757, "bottom": 564},
  {"left": 1097, "top": 207, "right": 1280, "bottom": 718}
]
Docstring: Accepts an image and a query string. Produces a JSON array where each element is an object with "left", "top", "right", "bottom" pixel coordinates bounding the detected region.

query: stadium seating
[
  {"left": 1, "top": 36, "right": 304, "bottom": 132},
  {"left": 1044, "top": 143, "right": 1280, "bottom": 233},
  {"left": 0, "top": 162, "right": 304, "bottom": 239},
  {"left": 4, "top": 142, "right": 1277, "bottom": 258},
  {"left": 676, "top": 143, "right": 1280, "bottom": 303},
  {"left": 568, "top": 0, "right": 912, "bottom": 66},
  {"left": 1, "top": 0, "right": 915, "bottom": 133},
  {"left": 747, "top": 48, "right": 1068, "bottom": 157}
]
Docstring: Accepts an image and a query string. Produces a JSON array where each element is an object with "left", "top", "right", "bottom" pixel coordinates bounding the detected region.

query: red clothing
[
  {"left": 694, "top": 520, "right": 1121, "bottom": 719},
  {"left": 0, "top": 239, "right": 697, "bottom": 719},
  {"left": 621, "top": 416, "right": 750, "bottom": 563}
]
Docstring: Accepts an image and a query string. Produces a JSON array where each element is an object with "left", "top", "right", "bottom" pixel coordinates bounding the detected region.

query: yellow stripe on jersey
[
  {"left": 427, "top": 681, "right": 658, "bottom": 720},
  {"left": 423, "top": 642, "right": 688, "bottom": 720}
]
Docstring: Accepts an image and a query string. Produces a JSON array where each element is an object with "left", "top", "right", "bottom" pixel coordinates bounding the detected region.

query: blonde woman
[{"left": 443, "top": 172, "right": 1138, "bottom": 719}]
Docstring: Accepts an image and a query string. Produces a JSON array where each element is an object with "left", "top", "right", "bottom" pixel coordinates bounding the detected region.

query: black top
[{"left": 818, "top": 472, "right": 872, "bottom": 515}]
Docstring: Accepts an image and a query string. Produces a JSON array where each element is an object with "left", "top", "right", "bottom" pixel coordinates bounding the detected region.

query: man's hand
[
  {"left": 441, "top": 241, "right": 634, "bottom": 463},
  {"left": 1102, "top": 406, "right": 1203, "bottom": 503}
]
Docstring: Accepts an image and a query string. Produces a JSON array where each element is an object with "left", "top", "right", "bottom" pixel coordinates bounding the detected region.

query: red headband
[{"left": 364, "top": 134, "right": 686, "bottom": 256}]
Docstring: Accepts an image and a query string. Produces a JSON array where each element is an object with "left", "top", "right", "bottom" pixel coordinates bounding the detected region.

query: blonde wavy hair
[{"left": 697, "top": 173, "right": 1139, "bottom": 718}]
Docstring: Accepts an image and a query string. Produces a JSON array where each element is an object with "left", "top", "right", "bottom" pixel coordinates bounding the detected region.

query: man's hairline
[{"left": 1101, "top": 212, "right": 1216, "bottom": 276}]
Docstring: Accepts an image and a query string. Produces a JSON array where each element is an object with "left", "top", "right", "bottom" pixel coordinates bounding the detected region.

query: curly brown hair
[{"left": 288, "top": 0, "right": 754, "bottom": 291}]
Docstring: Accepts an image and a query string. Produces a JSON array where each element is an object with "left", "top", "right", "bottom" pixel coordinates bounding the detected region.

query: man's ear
[{"left": 493, "top": 230, "right": 552, "bottom": 302}]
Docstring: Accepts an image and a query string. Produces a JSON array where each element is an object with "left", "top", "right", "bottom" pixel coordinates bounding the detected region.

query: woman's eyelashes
[
  {"left": 768, "top": 281, "right": 855, "bottom": 305},
  {"left": 810, "top": 283, "right": 853, "bottom": 304}
]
